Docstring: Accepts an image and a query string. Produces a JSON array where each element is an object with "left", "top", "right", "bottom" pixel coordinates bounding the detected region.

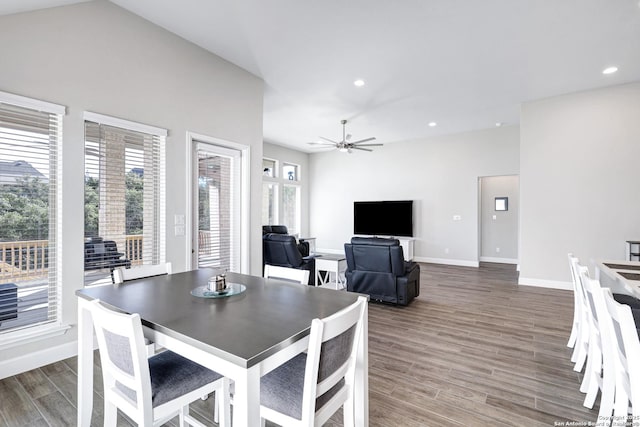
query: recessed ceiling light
[
  {"left": 496, "top": 122, "right": 503, "bottom": 127},
  {"left": 353, "top": 79, "right": 365, "bottom": 87},
  {"left": 602, "top": 66, "right": 618, "bottom": 75},
  {"left": 428, "top": 122, "right": 437, "bottom": 127}
]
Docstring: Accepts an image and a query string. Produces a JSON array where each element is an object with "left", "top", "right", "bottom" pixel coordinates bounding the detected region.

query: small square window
[
  {"left": 283, "top": 163, "right": 299, "bottom": 181},
  {"left": 495, "top": 197, "right": 508, "bottom": 211},
  {"left": 263, "top": 158, "right": 276, "bottom": 178}
]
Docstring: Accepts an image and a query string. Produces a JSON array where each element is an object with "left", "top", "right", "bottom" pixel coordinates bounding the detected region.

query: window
[
  {"left": 263, "top": 158, "right": 276, "bottom": 178},
  {"left": 84, "top": 113, "right": 166, "bottom": 286},
  {"left": 262, "top": 158, "right": 302, "bottom": 233},
  {"left": 283, "top": 163, "right": 298, "bottom": 181},
  {"left": 282, "top": 184, "right": 300, "bottom": 235},
  {"left": 262, "top": 182, "right": 278, "bottom": 225},
  {"left": 0, "top": 91, "right": 64, "bottom": 334}
]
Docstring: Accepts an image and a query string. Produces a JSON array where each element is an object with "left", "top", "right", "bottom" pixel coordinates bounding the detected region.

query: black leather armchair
[
  {"left": 262, "top": 225, "right": 309, "bottom": 256},
  {"left": 263, "top": 233, "right": 315, "bottom": 284},
  {"left": 344, "top": 237, "right": 420, "bottom": 305}
]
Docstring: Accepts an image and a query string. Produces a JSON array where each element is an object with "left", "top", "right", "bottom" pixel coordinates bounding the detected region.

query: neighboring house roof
[{"left": 0, "top": 160, "right": 47, "bottom": 185}]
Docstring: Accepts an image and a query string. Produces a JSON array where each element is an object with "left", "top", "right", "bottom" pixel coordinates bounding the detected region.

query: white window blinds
[
  {"left": 0, "top": 92, "right": 63, "bottom": 333},
  {"left": 84, "top": 115, "right": 165, "bottom": 286},
  {"left": 196, "top": 145, "right": 240, "bottom": 272}
]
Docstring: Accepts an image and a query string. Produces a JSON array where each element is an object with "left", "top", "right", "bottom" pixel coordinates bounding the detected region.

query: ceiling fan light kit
[{"left": 308, "top": 119, "right": 383, "bottom": 153}]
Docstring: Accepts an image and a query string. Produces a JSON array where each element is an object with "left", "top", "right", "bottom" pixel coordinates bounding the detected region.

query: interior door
[{"left": 193, "top": 142, "right": 241, "bottom": 271}]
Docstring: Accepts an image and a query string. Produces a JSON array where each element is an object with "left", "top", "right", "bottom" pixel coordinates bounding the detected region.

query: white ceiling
[{"left": 3, "top": 0, "right": 640, "bottom": 152}]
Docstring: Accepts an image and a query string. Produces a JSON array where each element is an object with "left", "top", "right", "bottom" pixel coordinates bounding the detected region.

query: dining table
[
  {"left": 596, "top": 260, "right": 640, "bottom": 299},
  {"left": 76, "top": 268, "right": 369, "bottom": 427}
]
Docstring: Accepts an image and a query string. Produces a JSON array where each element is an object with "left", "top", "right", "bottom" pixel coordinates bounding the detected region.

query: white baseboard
[
  {"left": 0, "top": 340, "right": 78, "bottom": 379},
  {"left": 413, "top": 257, "right": 480, "bottom": 268},
  {"left": 479, "top": 256, "right": 519, "bottom": 264},
  {"left": 518, "top": 277, "right": 573, "bottom": 291}
]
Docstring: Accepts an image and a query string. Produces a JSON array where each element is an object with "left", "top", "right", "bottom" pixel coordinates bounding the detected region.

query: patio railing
[{"left": 0, "top": 236, "right": 145, "bottom": 284}]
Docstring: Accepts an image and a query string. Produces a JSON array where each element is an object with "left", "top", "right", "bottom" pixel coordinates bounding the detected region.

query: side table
[{"left": 315, "top": 254, "right": 347, "bottom": 290}]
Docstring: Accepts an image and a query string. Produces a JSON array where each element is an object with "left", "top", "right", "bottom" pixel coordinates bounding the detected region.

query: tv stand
[
  {"left": 371, "top": 236, "right": 414, "bottom": 261},
  {"left": 397, "top": 237, "right": 414, "bottom": 261}
]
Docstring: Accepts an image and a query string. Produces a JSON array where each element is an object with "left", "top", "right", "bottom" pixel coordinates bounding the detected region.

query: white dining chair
[
  {"left": 580, "top": 272, "right": 616, "bottom": 418},
  {"left": 264, "top": 264, "right": 310, "bottom": 285},
  {"left": 113, "top": 262, "right": 173, "bottom": 284},
  {"left": 88, "top": 299, "right": 230, "bottom": 427},
  {"left": 259, "top": 295, "right": 368, "bottom": 426},
  {"left": 567, "top": 253, "right": 580, "bottom": 349},
  {"left": 575, "top": 265, "right": 602, "bottom": 408},
  {"left": 568, "top": 255, "right": 589, "bottom": 373},
  {"left": 113, "top": 262, "right": 173, "bottom": 356},
  {"left": 602, "top": 286, "right": 640, "bottom": 421}
]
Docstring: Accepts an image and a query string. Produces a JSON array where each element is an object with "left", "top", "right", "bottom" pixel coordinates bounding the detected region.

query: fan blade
[
  {"left": 351, "top": 147, "right": 373, "bottom": 152},
  {"left": 319, "top": 136, "right": 338, "bottom": 144},
  {"left": 350, "top": 137, "right": 376, "bottom": 144},
  {"left": 307, "top": 141, "right": 335, "bottom": 146},
  {"left": 353, "top": 143, "right": 383, "bottom": 147}
]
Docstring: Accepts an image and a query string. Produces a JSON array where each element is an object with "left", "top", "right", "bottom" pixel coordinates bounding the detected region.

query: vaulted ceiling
[{"left": 3, "top": 0, "right": 640, "bottom": 151}]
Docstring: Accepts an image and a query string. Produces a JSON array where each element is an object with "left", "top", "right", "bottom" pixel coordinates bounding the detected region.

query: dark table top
[{"left": 76, "top": 268, "right": 361, "bottom": 368}]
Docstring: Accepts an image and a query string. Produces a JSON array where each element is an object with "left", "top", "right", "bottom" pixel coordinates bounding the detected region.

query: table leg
[
  {"left": 77, "top": 299, "right": 94, "bottom": 427},
  {"left": 232, "top": 365, "right": 261, "bottom": 427},
  {"left": 354, "top": 302, "right": 369, "bottom": 426}
]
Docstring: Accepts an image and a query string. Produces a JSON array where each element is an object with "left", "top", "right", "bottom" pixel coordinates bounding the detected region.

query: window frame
[
  {"left": 187, "top": 132, "right": 250, "bottom": 274},
  {"left": 261, "top": 157, "right": 302, "bottom": 235},
  {"left": 0, "top": 90, "right": 69, "bottom": 347},
  {"left": 82, "top": 112, "right": 167, "bottom": 287}
]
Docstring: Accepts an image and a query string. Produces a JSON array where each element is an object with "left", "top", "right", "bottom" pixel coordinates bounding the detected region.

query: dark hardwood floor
[{"left": 0, "top": 263, "right": 596, "bottom": 426}]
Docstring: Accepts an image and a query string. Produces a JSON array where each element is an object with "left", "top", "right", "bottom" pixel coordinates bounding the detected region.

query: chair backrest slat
[
  {"left": 113, "top": 262, "right": 172, "bottom": 284},
  {"left": 88, "top": 300, "right": 153, "bottom": 421},
  {"left": 264, "top": 264, "right": 309, "bottom": 285},
  {"left": 300, "top": 295, "right": 367, "bottom": 424}
]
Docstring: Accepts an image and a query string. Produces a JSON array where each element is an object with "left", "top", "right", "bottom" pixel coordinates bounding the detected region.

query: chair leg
[
  {"left": 104, "top": 400, "right": 118, "bottom": 427},
  {"left": 567, "top": 322, "right": 577, "bottom": 348},
  {"left": 179, "top": 405, "right": 188, "bottom": 427},
  {"left": 613, "top": 387, "right": 629, "bottom": 423},
  {"left": 573, "top": 336, "right": 588, "bottom": 371},
  {"left": 213, "top": 390, "right": 219, "bottom": 423},
  {"left": 343, "top": 396, "right": 355, "bottom": 427},
  {"left": 217, "top": 378, "right": 230, "bottom": 427},
  {"left": 582, "top": 347, "right": 601, "bottom": 408},
  {"left": 580, "top": 340, "right": 598, "bottom": 394},
  {"left": 598, "top": 367, "right": 615, "bottom": 421}
]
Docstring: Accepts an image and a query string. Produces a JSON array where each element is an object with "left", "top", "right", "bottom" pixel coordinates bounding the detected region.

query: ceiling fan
[{"left": 308, "top": 119, "right": 382, "bottom": 153}]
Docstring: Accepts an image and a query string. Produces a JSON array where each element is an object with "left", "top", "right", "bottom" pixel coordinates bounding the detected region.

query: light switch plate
[
  {"left": 174, "top": 225, "right": 185, "bottom": 236},
  {"left": 174, "top": 214, "right": 185, "bottom": 225}
]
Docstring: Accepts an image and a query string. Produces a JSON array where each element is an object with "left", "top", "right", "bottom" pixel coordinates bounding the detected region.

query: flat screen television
[{"left": 353, "top": 200, "right": 413, "bottom": 237}]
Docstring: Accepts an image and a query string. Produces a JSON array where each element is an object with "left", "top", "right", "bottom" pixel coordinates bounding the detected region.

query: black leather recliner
[
  {"left": 263, "top": 233, "right": 315, "bottom": 284},
  {"left": 262, "top": 225, "right": 289, "bottom": 235},
  {"left": 344, "top": 237, "right": 420, "bottom": 305},
  {"left": 262, "top": 225, "right": 309, "bottom": 256}
]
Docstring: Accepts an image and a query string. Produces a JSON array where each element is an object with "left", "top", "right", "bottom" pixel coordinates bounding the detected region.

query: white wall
[
  {"left": 479, "top": 175, "right": 519, "bottom": 262},
  {"left": 262, "top": 142, "right": 310, "bottom": 237},
  {"left": 0, "top": 1, "right": 263, "bottom": 372},
  {"left": 519, "top": 82, "right": 640, "bottom": 287},
  {"left": 309, "top": 126, "right": 520, "bottom": 265}
]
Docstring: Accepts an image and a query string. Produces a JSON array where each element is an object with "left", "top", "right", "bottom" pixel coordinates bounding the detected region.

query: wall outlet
[
  {"left": 496, "top": 247, "right": 500, "bottom": 253},
  {"left": 453, "top": 215, "right": 461, "bottom": 221}
]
